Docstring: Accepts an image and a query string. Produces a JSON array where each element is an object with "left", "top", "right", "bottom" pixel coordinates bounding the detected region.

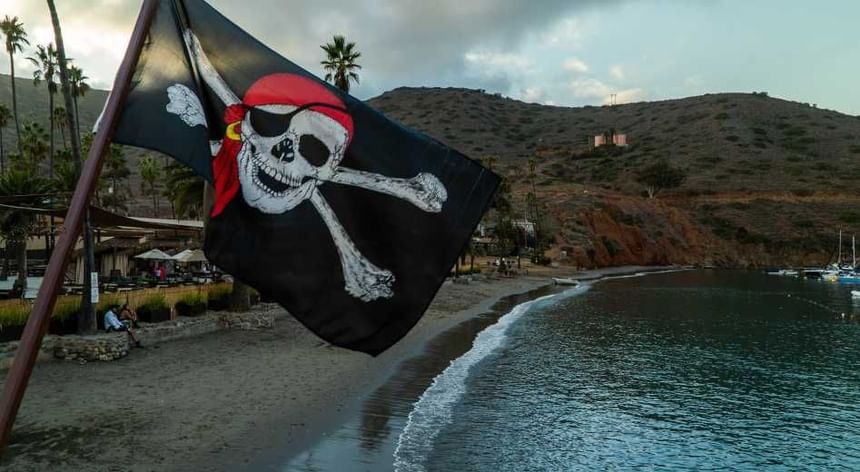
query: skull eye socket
[
  {"left": 249, "top": 107, "right": 291, "bottom": 137},
  {"left": 299, "top": 134, "right": 331, "bottom": 167}
]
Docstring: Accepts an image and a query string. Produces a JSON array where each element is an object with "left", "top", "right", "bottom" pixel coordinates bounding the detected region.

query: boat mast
[
  {"left": 838, "top": 230, "right": 843, "bottom": 266},
  {"left": 853, "top": 235, "right": 856, "bottom": 268}
]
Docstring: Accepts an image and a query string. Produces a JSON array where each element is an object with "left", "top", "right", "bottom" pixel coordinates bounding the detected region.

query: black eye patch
[
  {"left": 248, "top": 107, "right": 294, "bottom": 138},
  {"left": 247, "top": 102, "right": 349, "bottom": 138},
  {"left": 299, "top": 134, "right": 331, "bottom": 167}
]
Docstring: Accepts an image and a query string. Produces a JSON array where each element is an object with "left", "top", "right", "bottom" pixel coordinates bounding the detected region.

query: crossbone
[{"left": 166, "top": 31, "right": 447, "bottom": 301}]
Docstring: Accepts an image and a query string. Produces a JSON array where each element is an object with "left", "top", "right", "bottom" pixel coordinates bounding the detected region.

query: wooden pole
[{"left": 0, "top": 0, "right": 159, "bottom": 454}]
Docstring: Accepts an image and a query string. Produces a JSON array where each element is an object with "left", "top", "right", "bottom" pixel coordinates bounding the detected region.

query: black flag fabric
[{"left": 111, "top": 0, "right": 499, "bottom": 355}]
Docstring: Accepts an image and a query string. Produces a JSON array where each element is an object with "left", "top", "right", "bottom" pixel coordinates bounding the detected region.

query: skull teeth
[{"left": 249, "top": 152, "right": 314, "bottom": 196}]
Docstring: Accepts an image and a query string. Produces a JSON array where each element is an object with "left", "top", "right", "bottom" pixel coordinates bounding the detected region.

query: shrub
[
  {"left": 53, "top": 298, "right": 81, "bottom": 321},
  {"left": 0, "top": 304, "right": 30, "bottom": 328},
  {"left": 140, "top": 294, "right": 169, "bottom": 311},
  {"left": 178, "top": 291, "right": 207, "bottom": 306},
  {"left": 207, "top": 285, "right": 232, "bottom": 311},
  {"left": 175, "top": 291, "right": 207, "bottom": 317},
  {"left": 0, "top": 296, "right": 82, "bottom": 329}
]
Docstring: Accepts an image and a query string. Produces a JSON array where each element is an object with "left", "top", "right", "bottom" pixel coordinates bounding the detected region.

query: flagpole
[{"left": 0, "top": 0, "right": 159, "bottom": 454}]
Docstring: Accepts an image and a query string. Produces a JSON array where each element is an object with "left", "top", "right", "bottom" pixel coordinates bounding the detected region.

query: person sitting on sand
[{"left": 104, "top": 304, "right": 142, "bottom": 348}]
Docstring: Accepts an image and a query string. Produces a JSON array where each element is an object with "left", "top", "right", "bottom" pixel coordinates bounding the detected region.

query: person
[
  {"left": 118, "top": 303, "right": 140, "bottom": 329},
  {"left": 104, "top": 304, "right": 142, "bottom": 348}
]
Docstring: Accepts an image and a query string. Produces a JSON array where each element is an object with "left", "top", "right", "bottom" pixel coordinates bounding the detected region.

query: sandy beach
[
  {"left": 0, "top": 264, "right": 674, "bottom": 471},
  {"left": 0, "top": 269, "right": 563, "bottom": 471}
]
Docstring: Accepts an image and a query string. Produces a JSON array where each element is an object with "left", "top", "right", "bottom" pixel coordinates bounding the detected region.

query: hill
[
  {"left": 3, "top": 69, "right": 859, "bottom": 268},
  {"left": 368, "top": 88, "right": 860, "bottom": 267},
  {"left": 0, "top": 73, "right": 156, "bottom": 216}
]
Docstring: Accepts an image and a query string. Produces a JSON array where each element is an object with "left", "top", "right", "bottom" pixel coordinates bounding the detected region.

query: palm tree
[
  {"left": 11, "top": 121, "right": 49, "bottom": 172},
  {"left": 28, "top": 43, "right": 59, "bottom": 178},
  {"left": 320, "top": 35, "right": 362, "bottom": 93},
  {"left": 68, "top": 65, "right": 89, "bottom": 135},
  {"left": 0, "top": 103, "right": 10, "bottom": 172},
  {"left": 165, "top": 161, "right": 204, "bottom": 219},
  {"left": 0, "top": 169, "right": 53, "bottom": 294},
  {"left": 139, "top": 155, "right": 162, "bottom": 216},
  {"left": 52, "top": 106, "right": 66, "bottom": 149},
  {"left": 1, "top": 16, "right": 29, "bottom": 151}
]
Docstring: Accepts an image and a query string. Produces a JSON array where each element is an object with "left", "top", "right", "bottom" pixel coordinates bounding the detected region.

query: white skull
[{"left": 237, "top": 104, "right": 350, "bottom": 214}]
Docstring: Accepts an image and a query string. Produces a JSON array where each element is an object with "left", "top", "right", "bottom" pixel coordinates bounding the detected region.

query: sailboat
[
  {"left": 838, "top": 234, "right": 860, "bottom": 284},
  {"left": 822, "top": 230, "right": 843, "bottom": 281}
]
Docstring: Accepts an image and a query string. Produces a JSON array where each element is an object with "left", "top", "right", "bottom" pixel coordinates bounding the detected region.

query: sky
[{"left": 0, "top": 0, "right": 857, "bottom": 114}]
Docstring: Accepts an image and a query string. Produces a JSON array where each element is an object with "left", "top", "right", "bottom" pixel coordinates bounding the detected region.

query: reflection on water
[{"left": 285, "top": 271, "right": 860, "bottom": 471}]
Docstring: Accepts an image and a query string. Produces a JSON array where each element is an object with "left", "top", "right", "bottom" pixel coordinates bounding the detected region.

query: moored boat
[{"left": 552, "top": 277, "right": 579, "bottom": 286}]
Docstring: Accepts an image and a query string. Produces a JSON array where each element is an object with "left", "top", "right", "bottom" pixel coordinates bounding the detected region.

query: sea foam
[{"left": 393, "top": 285, "right": 587, "bottom": 472}]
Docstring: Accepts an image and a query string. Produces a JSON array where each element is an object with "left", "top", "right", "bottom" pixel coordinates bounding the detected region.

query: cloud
[
  {"left": 609, "top": 64, "right": 625, "bottom": 80},
  {"left": 0, "top": 0, "right": 623, "bottom": 98},
  {"left": 465, "top": 51, "right": 533, "bottom": 69},
  {"left": 563, "top": 57, "right": 589, "bottom": 73},
  {"left": 570, "top": 78, "right": 644, "bottom": 104},
  {"left": 570, "top": 78, "right": 611, "bottom": 98},
  {"left": 522, "top": 86, "right": 544, "bottom": 102}
]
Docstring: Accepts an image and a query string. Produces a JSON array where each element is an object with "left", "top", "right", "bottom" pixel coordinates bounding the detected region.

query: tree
[
  {"left": 10, "top": 121, "right": 49, "bottom": 172},
  {"left": 68, "top": 64, "right": 89, "bottom": 136},
  {"left": 636, "top": 161, "right": 687, "bottom": 199},
  {"left": 28, "top": 43, "right": 59, "bottom": 178},
  {"left": 165, "top": 161, "right": 204, "bottom": 219},
  {"left": 52, "top": 106, "right": 67, "bottom": 148},
  {"left": 1, "top": 16, "right": 29, "bottom": 151},
  {"left": 0, "top": 103, "right": 10, "bottom": 172},
  {"left": 101, "top": 143, "right": 131, "bottom": 214},
  {"left": 321, "top": 35, "right": 362, "bottom": 93},
  {"left": 0, "top": 170, "right": 53, "bottom": 293},
  {"left": 49, "top": 0, "right": 97, "bottom": 332},
  {"left": 139, "top": 155, "right": 162, "bottom": 216}
]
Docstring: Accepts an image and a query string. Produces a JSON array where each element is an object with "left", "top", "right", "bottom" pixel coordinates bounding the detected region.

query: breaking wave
[{"left": 393, "top": 285, "right": 588, "bottom": 472}]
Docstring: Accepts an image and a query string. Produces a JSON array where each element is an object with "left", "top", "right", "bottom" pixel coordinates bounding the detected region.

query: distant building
[{"left": 593, "top": 129, "right": 628, "bottom": 148}]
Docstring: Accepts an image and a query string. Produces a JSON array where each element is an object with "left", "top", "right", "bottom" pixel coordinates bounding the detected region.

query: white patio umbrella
[
  {"left": 134, "top": 248, "right": 173, "bottom": 260},
  {"left": 175, "top": 249, "right": 207, "bottom": 263},
  {"left": 171, "top": 249, "right": 193, "bottom": 261}
]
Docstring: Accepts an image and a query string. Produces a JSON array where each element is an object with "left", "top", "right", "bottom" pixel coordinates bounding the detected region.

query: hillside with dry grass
[
  {"left": 369, "top": 88, "right": 860, "bottom": 268},
  {"left": 5, "top": 68, "right": 859, "bottom": 268}
]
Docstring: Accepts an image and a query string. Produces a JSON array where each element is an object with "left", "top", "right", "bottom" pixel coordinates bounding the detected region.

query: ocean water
[{"left": 284, "top": 271, "right": 860, "bottom": 471}]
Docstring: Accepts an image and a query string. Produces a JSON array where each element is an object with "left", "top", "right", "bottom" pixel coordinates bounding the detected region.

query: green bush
[
  {"left": 0, "top": 296, "right": 82, "bottom": 328},
  {"left": 0, "top": 304, "right": 30, "bottom": 327},
  {"left": 178, "top": 291, "right": 207, "bottom": 306},
  {"left": 140, "top": 293, "right": 169, "bottom": 311},
  {"left": 53, "top": 298, "right": 81, "bottom": 321}
]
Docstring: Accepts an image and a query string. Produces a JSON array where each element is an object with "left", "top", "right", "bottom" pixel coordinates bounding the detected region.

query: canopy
[
  {"left": 171, "top": 249, "right": 193, "bottom": 261},
  {"left": 173, "top": 249, "right": 207, "bottom": 263},
  {"left": 134, "top": 248, "right": 173, "bottom": 260}
]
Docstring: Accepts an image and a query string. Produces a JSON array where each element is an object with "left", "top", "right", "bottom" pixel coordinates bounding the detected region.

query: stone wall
[
  {"left": 0, "top": 307, "right": 277, "bottom": 369},
  {"left": 218, "top": 308, "right": 276, "bottom": 331},
  {"left": 53, "top": 333, "right": 129, "bottom": 363}
]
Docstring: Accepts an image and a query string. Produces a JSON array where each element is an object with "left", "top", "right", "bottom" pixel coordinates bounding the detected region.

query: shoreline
[
  {"left": 0, "top": 265, "right": 678, "bottom": 471},
  {"left": 264, "top": 264, "right": 682, "bottom": 470}
]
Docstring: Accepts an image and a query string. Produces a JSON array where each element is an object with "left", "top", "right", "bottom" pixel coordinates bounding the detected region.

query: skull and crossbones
[{"left": 166, "top": 31, "right": 448, "bottom": 302}]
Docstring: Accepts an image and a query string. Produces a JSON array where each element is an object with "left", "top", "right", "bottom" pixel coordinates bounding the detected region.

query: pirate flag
[{"left": 110, "top": 0, "right": 499, "bottom": 355}]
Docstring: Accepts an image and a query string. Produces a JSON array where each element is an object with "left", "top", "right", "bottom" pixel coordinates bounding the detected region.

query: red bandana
[{"left": 210, "top": 103, "right": 246, "bottom": 217}]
